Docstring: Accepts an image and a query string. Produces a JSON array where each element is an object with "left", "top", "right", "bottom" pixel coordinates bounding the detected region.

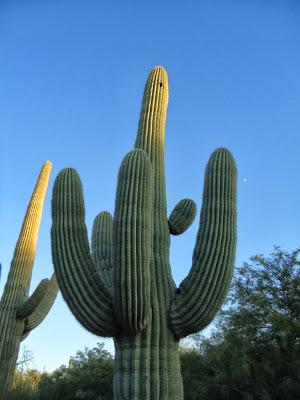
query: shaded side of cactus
[
  {"left": 0, "top": 162, "right": 59, "bottom": 399},
  {"left": 51, "top": 67, "right": 237, "bottom": 400}
]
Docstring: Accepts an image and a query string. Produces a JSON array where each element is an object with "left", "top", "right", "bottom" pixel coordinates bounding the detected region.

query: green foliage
[
  {"left": 190, "top": 246, "right": 300, "bottom": 400},
  {"left": 180, "top": 347, "right": 209, "bottom": 399},
  {"left": 36, "top": 343, "right": 113, "bottom": 400}
]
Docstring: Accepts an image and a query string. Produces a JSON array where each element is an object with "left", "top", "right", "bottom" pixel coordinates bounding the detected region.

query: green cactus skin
[
  {"left": 92, "top": 212, "right": 113, "bottom": 288},
  {"left": 51, "top": 66, "right": 237, "bottom": 400},
  {"left": 0, "top": 162, "right": 59, "bottom": 400}
]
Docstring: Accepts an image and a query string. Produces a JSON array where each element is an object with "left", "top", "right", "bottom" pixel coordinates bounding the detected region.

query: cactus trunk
[
  {"left": 112, "top": 67, "right": 182, "bottom": 399},
  {"left": 114, "top": 326, "right": 182, "bottom": 399},
  {"left": 51, "top": 66, "right": 237, "bottom": 400}
]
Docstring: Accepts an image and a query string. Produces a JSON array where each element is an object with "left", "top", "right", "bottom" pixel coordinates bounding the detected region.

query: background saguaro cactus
[
  {"left": 51, "top": 66, "right": 237, "bottom": 400},
  {"left": 0, "top": 161, "right": 59, "bottom": 400}
]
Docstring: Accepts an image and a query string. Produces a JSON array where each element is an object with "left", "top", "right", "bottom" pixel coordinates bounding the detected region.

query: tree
[
  {"left": 191, "top": 247, "right": 300, "bottom": 399},
  {"left": 10, "top": 347, "right": 41, "bottom": 400},
  {"left": 37, "top": 343, "right": 114, "bottom": 400},
  {"left": 16, "top": 347, "right": 34, "bottom": 373}
]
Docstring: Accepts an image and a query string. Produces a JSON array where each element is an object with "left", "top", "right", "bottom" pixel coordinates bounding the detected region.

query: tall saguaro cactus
[
  {"left": 0, "top": 161, "right": 59, "bottom": 399},
  {"left": 51, "top": 66, "right": 237, "bottom": 400}
]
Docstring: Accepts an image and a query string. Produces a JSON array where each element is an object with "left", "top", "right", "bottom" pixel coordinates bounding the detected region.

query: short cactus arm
[
  {"left": 169, "top": 148, "right": 237, "bottom": 338},
  {"left": 22, "top": 274, "right": 58, "bottom": 333},
  {"left": 168, "top": 199, "right": 197, "bottom": 235},
  {"left": 92, "top": 211, "right": 113, "bottom": 288},
  {"left": 17, "top": 278, "right": 50, "bottom": 319},
  {"left": 51, "top": 168, "right": 118, "bottom": 337},
  {"left": 113, "top": 149, "right": 153, "bottom": 333}
]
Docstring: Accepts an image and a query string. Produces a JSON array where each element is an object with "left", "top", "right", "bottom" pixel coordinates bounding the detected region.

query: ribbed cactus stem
[{"left": 0, "top": 161, "right": 58, "bottom": 400}]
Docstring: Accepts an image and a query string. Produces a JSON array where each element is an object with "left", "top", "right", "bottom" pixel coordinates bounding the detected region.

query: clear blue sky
[{"left": 1, "top": 0, "right": 300, "bottom": 371}]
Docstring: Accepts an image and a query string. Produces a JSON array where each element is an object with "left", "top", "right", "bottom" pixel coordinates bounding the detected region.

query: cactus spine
[
  {"left": 51, "top": 67, "right": 237, "bottom": 400},
  {"left": 0, "top": 162, "right": 59, "bottom": 399}
]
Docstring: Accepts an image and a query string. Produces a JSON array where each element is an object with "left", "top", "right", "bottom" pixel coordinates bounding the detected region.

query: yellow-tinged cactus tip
[{"left": 43, "top": 160, "right": 52, "bottom": 168}]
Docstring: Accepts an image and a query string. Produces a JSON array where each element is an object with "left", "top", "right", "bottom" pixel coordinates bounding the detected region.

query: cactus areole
[{"left": 51, "top": 66, "right": 237, "bottom": 400}]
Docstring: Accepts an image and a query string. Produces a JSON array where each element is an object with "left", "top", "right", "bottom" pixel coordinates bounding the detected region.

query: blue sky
[{"left": 1, "top": 0, "right": 300, "bottom": 371}]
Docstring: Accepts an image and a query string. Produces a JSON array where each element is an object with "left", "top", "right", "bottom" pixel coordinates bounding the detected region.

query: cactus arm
[
  {"left": 91, "top": 211, "right": 113, "bottom": 288},
  {"left": 169, "top": 148, "right": 237, "bottom": 338},
  {"left": 113, "top": 149, "right": 153, "bottom": 333},
  {"left": 20, "top": 331, "right": 30, "bottom": 342},
  {"left": 22, "top": 274, "right": 58, "bottom": 333},
  {"left": 168, "top": 199, "right": 196, "bottom": 235},
  {"left": 51, "top": 168, "right": 118, "bottom": 337},
  {"left": 17, "top": 278, "right": 50, "bottom": 319}
]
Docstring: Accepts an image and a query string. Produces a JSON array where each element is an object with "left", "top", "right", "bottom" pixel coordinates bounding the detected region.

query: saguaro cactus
[
  {"left": 0, "top": 161, "right": 59, "bottom": 399},
  {"left": 51, "top": 66, "right": 237, "bottom": 400}
]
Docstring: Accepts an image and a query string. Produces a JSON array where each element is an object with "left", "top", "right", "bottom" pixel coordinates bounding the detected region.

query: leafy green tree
[
  {"left": 9, "top": 347, "right": 41, "bottom": 400},
  {"left": 192, "top": 247, "right": 300, "bottom": 400},
  {"left": 37, "top": 343, "right": 113, "bottom": 400},
  {"left": 180, "top": 345, "right": 212, "bottom": 400}
]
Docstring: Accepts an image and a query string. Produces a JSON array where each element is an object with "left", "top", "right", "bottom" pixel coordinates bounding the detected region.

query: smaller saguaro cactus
[{"left": 0, "top": 161, "right": 59, "bottom": 400}]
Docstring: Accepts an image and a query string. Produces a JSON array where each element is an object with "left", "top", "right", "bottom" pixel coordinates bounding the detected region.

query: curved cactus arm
[
  {"left": 169, "top": 148, "right": 237, "bottom": 338},
  {"left": 168, "top": 199, "right": 197, "bottom": 235},
  {"left": 113, "top": 149, "right": 153, "bottom": 334},
  {"left": 20, "top": 331, "right": 30, "bottom": 342},
  {"left": 22, "top": 274, "right": 58, "bottom": 334},
  {"left": 51, "top": 168, "right": 118, "bottom": 337},
  {"left": 92, "top": 211, "right": 113, "bottom": 289},
  {"left": 17, "top": 278, "right": 50, "bottom": 319}
]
